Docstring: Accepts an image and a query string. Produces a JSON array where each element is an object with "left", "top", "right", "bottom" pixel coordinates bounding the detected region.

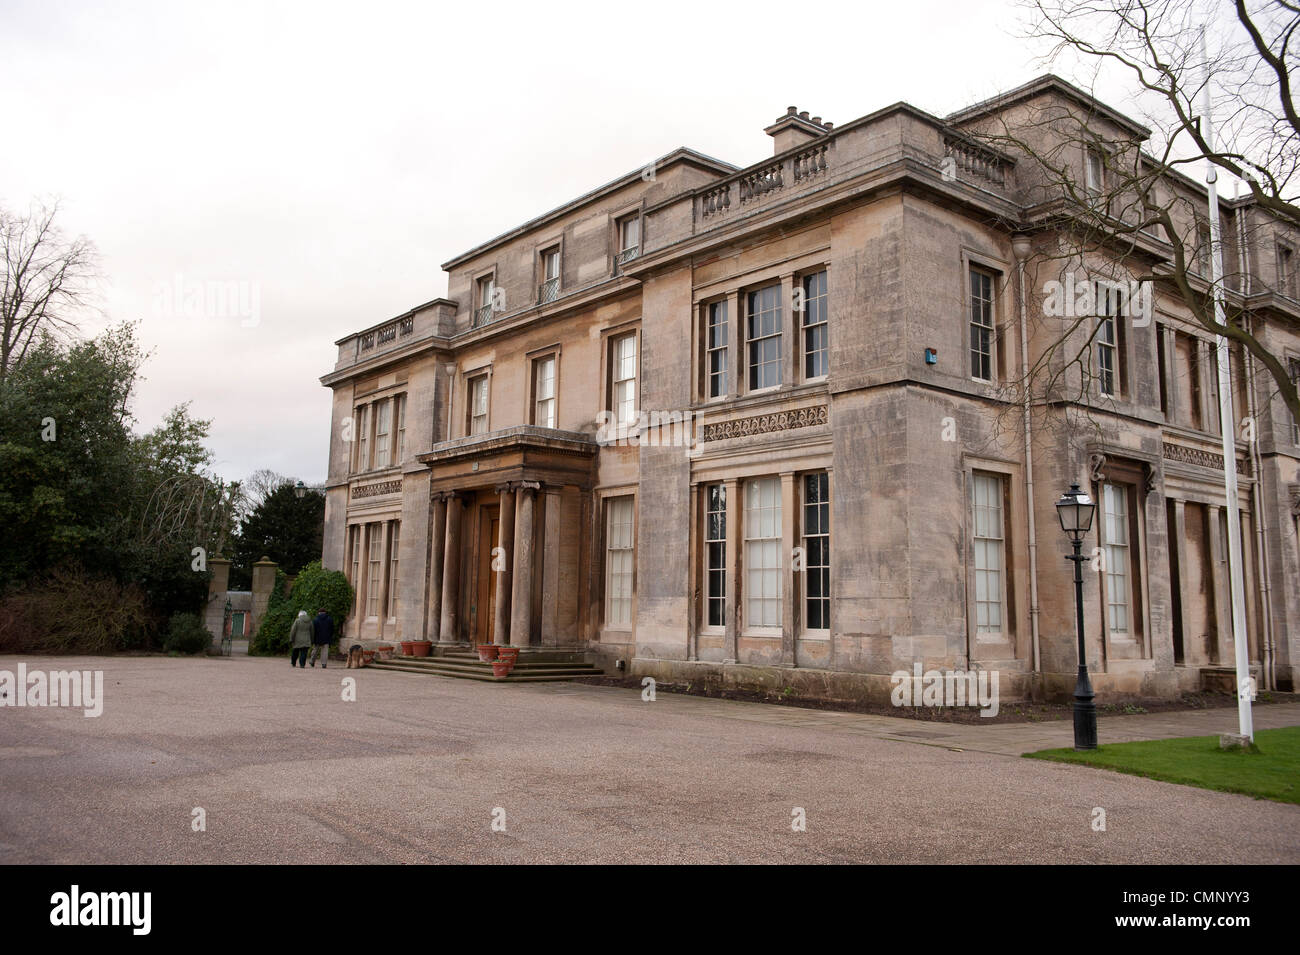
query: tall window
[
  {"left": 971, "top": 472, "right": 1005, "bottom": 637},
  {"left": 705, "top": 484, "right": 726, "bottom": 628},
  {"left": 617, "top": 215, "right": 640, "bottom": 263},
  {"left": 969, "top": 268, "right": 995, "bottom": 381},
  {"left": 1278, "top": 244, "right": 1295, "bottom": 298},
  {"left": 475, "top": 275, "right": 496, "bottom": 325},
  {"left": 1101, "top": 483, "right": 1132, "bottom": 638},
  {"left": 349, "top": 525, "right": 360, "bottom": 590},
  {"left": 540, "top": 247, "right": 560, "bottom": 303},
  {"left": 1085, "top": 147, "right": 1104, "bottom": 194},
  {"left": 612, "top": 332, "right": 637, "bottom": 427},
  {"left": 469, "top": 375, "right": 489, "bottom": 435},
  {"left": 605, "top": 496, "right": 634, "bottom": 627},
  {"left": 534, "top": 355, "right": 557, "bottom": 428},
  {"left": 366, "top": 523, "right": 382, "bottom": 618},
  {"left": 395, "top": 394, "right": 406, "bottom": 463},
  {"left": 802, "top": 270, "right": 829, "bottom": 379},
  {"left": 387, "top": 523, "right": 400, "bottom": 620},
  {"left": 803, "top": 473, "right": 830, "bottom": 631},
  {"left": 1289, "top": 358, "right": 1300, "bottom": 445},
  {"left": 374, "top": 398, "right": 392, "bottom": 468},
  {"left": 1097, "top": 313, "right": 1118, "bottom": 397},
  {"left": 706, "top": 301, "right": 728, "bottom": 398},
  {"left": 355, "top": 403, "right": 370, "bottom": 472},
  {"left": 744, "top": 477, "right": 782, "bottom": 628},
  {"left": 747, "top": 284, "right": 782, "bottom": 390}
]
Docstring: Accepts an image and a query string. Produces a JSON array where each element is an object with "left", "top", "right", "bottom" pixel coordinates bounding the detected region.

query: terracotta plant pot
[
  {"left": 491, "top": 659, "right": 513, "bottom": 679},
  {"left": 497, "top": 647, "right": 520, "bottom": 664},
  {"left": 477, "top": 644, "right": 500, "bottom": 662},
  {"left": 361, "top": 650, "right": 376, "bottom": 665},
  {"left": 399, "top": 641, "right": 414, "bottom": 655},
  {"left": 408, "top": 640, "right": 433, "bottom": 657}
]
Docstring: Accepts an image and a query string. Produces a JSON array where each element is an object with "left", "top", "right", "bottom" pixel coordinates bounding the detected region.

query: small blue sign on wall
[{"left": 924, "top": 348, "right": 938, "bottom": 365}]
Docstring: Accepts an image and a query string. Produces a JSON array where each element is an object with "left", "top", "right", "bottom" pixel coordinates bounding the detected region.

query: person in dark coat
[{"left": 309, "top": 608, "right": 333, "bottom": 668}]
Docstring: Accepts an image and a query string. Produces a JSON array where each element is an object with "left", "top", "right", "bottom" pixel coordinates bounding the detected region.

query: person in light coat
[{"left": 289, "top": 610, "right": 312, "bottom": 668}]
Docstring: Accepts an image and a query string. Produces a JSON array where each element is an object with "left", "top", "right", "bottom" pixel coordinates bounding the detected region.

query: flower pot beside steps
[
  {"left": 477, "top": 644, "right": 500, "bottom": 662},
  {"left": 497, "top": 647, "right": 520, "bottom": 666},
  {"left": 375, "top": 644, "right": 394, "bottom": 660},
  {"left": 399, "top": 641, "right": 414, "bottom": 656},
  {"left": 408, "top": 640, "right": 433, "bottom": 657},
  {"left": 491, "top": 658, "right": 515, "bottom": 679}
]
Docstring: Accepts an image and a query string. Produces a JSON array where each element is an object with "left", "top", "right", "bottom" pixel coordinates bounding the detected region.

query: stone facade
[{"left": 320, "top": 76, "right": 1300, "bottom": 700}]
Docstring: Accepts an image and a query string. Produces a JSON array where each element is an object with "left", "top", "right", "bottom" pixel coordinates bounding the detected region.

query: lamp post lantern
[
  {"left": 1056, "top": 483, "right": 1098, "bottom": 751},
  {"left": 294, "top": 480, "right": 307, "bottom": 499}
]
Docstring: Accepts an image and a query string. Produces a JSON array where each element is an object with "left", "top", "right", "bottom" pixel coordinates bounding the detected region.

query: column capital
[
  {"left": 495, "top": 482, "right": 517, "bottom": 495},
  {"left": 518, "top": 480, "right": 542, "bottom": 493}
]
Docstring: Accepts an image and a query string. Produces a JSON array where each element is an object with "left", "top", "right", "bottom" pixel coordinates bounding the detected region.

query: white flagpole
[{"left": 1201, "top": 27, "right": 1254, "bottom": 742}]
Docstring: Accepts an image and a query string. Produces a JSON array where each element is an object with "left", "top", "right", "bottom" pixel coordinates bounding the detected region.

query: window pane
[
  {"left": 744, "top": 478, "right": 782, "bottom": 627},
  {"left": 972, "top": 473, "right": 1005, "bottom": 636}
]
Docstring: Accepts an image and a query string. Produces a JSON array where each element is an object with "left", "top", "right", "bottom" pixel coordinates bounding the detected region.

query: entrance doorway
[{"left": 476, "top": 505, "right": 500, "bottom": 644}]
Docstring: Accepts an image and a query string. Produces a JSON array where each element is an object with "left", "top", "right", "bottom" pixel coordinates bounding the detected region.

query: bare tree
[
  {"left": 0, "top": 200, "right": 99, "bottom": 385},
  {"left": 958, "top": 0, "right": 1300, "bottom": 432}
]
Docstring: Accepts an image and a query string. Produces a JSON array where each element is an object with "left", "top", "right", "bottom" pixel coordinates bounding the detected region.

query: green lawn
[{"left": 1025, "top": 726, "right": 1300, "bottom": 804}]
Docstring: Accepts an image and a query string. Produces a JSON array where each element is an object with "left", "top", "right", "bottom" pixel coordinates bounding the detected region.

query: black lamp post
[
  {"left": 294, "top": 480, "right": 307, "bottom": 499},
  {"left": 1056, "top": 483, "right": 1098, "bottom": 751}
]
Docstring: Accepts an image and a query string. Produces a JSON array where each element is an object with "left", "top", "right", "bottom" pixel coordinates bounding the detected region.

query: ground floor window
[
  {"left": 705, "top": 484, "right": 726, "bottom": 627},
  {"left": 744, "top": 477, "right": 782, "bottom": 628},
  {"left": 366, "top": 523, "right": 382, "bottom": 618},
  {"left": 1101, "top": 482, "right": 1133, "bottom": 638},
  {"left": 387, "top": 522, "right": 400, "bottom": 620},
  {"left": 971, "top": 471, "right": 1005, "bottom": 637},
  {"left": 605, "top": 496, "right": 634, "bottom": 627},
  {"left": 803, "top": 472, "right": 830, "bottom": 630}
]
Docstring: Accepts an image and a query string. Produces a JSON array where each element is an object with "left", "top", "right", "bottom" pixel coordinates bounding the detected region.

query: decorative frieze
[
  {"left": 701, "top": 404, "right": 828, "bottom": 442},
  {"left": 1161, "top": 442, "right": 1249, "bottom": 475},
  {"left": 352, "top": 479, "right": 402, "bottom": 499}
]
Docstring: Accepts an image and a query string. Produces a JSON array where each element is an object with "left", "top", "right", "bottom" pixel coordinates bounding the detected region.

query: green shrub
[
  {"left": 250, "top": 562, "right": 353, "bottom": 656},
  {"left": 162, "top": 612, "right": 212, "bottom": 655}
]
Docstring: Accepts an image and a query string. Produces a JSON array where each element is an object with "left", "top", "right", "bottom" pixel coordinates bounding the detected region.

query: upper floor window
[
  {"left": 746, "top": 284, "right": 782, "bottom": 390},
  {"left": 533, "top": 355, "right": 557, "bottom": 429},
  {"left": 475, "top": 275, "right": 496, "bottom": 326},
  {"left": 1097, "top": 313, "right": 1119, "bottom": 398},
  {"left": 374, "top": 398, "right": 392, "bottom": 468},
  {"left": 395, "top": 394, "right": 406, "bottom": 464},
  {"left": 1277, "top": 243, "right": 1295, "bottom": 298},
  {"left": 802, "top": 270, "right": 829, "bottom": 379},
  {"left": 616, "top": 215, "right": 640, "bottom": 266},
  {"left": 355, "top": 403, "right": 370, "bottom": 471},
  {"left": 539, "top": 247, "right": 560, "bottom": 304},
  {"left": 468, "top": 375, "right": 489, "bottom": 435},
  {"left": 969, "top": 267, "right": 995, "bottom": 382},
  {"left": 706, "top": 300, "right": 728, "bottom": 398},
  {"left": 1085, "top": 147, "right": 1104, "bottom": 195},
  {"left": 612, "top": 332, "right": 638, "bottom": 427},
  {"left": 1289, "top": 357, "right": 1300, "bottom": 445}
]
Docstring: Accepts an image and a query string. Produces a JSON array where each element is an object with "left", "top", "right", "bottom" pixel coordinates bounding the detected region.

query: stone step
[{"left": 368, "top": 659, "right": 601, "bottom": 682}]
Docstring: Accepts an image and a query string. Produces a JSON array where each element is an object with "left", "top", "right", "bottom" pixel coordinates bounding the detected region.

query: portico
[{"left": 418, "top": 426, "right": 597, "bottom": 648}]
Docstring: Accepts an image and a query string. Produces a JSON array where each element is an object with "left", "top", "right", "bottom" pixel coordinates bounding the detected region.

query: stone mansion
[{"left": 320, "top": 75, "right": 1300, "bottom": 701}]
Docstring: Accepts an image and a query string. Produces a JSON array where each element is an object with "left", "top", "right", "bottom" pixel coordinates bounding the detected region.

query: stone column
[
  {"left": 424, "top": 495, "right": 448, "bottom": 641},
  {"left": 439, "top": 494, "right": 463, "bottom": 643},
  {"left": 510, "top": 482, "right": 540, "bottom": 647},
  {"left": 250, "top": 556, "right": 278, "bottom": 639},
  {"left": 493, "top": 485, "right": 516, "bottom": 645},
  {"left": 1208, "top": 503, "right": 1231, "bottom": 664},
  {"left": 541, "top": 488, "right": 561, "bottom": 646},
  {"left": 1170, "top": 499, "right": 1190, "bottom": 663},
  {"left": 780, "top": 471, "right": 797, "bottom": 666},
  {"left": 723, "top": 478, "right": 740, "bottom": 663}
]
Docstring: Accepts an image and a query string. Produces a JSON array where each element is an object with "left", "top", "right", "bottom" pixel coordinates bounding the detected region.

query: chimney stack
[{"left": 764, "top": 105, "right": 830, "bottom": 156}]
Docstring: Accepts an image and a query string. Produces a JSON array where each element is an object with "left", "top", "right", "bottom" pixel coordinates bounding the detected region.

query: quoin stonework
[{"left": 320, "top": 76, "right": 1300, "bottom": 702}]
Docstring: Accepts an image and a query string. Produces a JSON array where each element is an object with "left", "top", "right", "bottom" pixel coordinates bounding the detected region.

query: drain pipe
[{"left": 1013, "top": 235, "right": 1043, "bottom": 676}]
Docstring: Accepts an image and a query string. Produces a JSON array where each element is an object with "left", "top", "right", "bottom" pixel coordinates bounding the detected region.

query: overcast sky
[{"left": 2, "top": 0, "right": 1101, "bottom": 485}]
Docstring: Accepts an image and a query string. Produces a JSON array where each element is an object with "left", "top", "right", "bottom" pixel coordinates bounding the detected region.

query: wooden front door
[{"left": 476, "top": 506, "right": 500, "bottom": 645}]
